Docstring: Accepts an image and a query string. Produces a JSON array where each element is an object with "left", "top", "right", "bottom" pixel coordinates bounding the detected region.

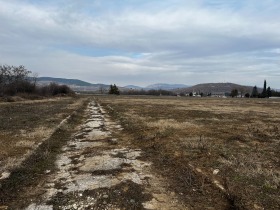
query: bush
[
  {"left": 38, "top": 83, "right": 74, "bottom": 96},
  {"left": 0, "top": 65, "right": 33, "bottom": 96},
  {"left": 230, "top": 89, "right": 238, "bottom": 97},
  {"left": 244, "top": 93, "right": 250, "bottom": 98},
  {"left": 0, "top": 64, "right": 74, "bottom": 98},
  {"left": 108, "top": 84, "right": 120, "bottom": 95}
]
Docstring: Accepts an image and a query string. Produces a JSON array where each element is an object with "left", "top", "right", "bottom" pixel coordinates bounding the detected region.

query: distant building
[{"left": 211, "top": 92, "right": 226, "bottom": 97}]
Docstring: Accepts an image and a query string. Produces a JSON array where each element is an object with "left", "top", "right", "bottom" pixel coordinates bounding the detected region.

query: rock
[
  {"left": 213, "top": 169, "right": 219, "bottom": 175},
  {"left": 25, "top": 204, "right": 53, "bottom": 210},
  {"left": 253, "top": 204, "right": 264, "bottom": 210},
  {"left": 45, "top": 170, "right": 51, "bottom": 174},
  {"left": 75, "top": 133, "right": 84, "bottom": 139},
  {"left": 73, "top": 204, "right": 78, "bottom": 209},
  {"left": 109, "top": 138, "right": 118, "bottom": 144},
  {"left": 0, "top": 172, "right": 10, "bottom": 180}
]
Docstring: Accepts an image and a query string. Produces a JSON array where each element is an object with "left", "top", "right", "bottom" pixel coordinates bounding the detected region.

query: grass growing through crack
[{"left": 49, "top": 180, "right": 152, "bottom": 210}]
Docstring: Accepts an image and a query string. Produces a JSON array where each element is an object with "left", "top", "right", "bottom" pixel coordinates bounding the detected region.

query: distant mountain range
[
  {"left": 124, "top": 83, "right": 189, "bottom": 90},
  {"left": 37, "top": 77, "right": 109, "bottom": 92},
  {"left": 124, "top": 85, "right": 143, "bottom": 90},
  {"left": 36, "top": 77, "right": 265, "bottom": 94},
  {"left": 37, "top": 77, "right": 189, "bottom": 91},
  {"left": 146, "top": 83, "right": 189, "bottom": 90}
]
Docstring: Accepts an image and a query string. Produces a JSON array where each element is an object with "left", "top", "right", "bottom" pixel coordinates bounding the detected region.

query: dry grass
[
  {"left": 97, "top": 95, "right": 280, "bottom": 210},
  {"left": 18, "top": 126, "right": 52, "bottom": 140},
  {"left": 0, "top": 96, "right": 88, "bottom": 175},
  {"left": 0, "top": 96, "right": 90, "bottom": 209},
  {"left": 146, "top": 119, "right": 201, "bottom": 131}
]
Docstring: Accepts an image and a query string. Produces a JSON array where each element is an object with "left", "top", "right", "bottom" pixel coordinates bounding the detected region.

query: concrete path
[{"left": 26, "top": 101, "right": 186, "bottom": 210}]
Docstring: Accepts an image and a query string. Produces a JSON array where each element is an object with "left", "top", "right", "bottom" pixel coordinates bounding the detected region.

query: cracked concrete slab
[{"left": 25, "top": 101, "right": 186, "bottom": 210}]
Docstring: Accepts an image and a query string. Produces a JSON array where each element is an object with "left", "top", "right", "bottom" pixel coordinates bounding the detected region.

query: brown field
[
  {"left": 97, "top": 95, "right": 280, "bottom": 210},
  {"left": 0, "top": 96, "right": 91, "bottom": 208},
  {"left": 0, "top": 96, "right": 88, "bottom": 177},
  {"left": 0, "top": 95, "right": 279, "bottom": 209}
]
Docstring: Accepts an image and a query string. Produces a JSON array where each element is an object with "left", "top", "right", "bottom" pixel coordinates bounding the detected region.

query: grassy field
[
  {"left": 0, "top": 97, "right": 89, "bottom": 176},
  {"left": 0, "top": 96, "right": 91, "bottom": 208},
  {"left": 0, "top": 95, "right": 279, "bottom": 209},
  {"left": 97, "top": 95, "right": 280, "bottom": 210}
]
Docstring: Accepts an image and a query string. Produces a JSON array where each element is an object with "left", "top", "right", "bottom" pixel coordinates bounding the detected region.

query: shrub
[
  {"left": 0, "top": 64, "right": 74, "bottom": 98},
  {"left": 38, "top": 83, "right": 74, "bottom": 96},
  {"left": 0, "top": 65, "right": 33, "bottom": 96},
  {"left": 109, "top": 84, "right": 120, "bottom": 95},
  {"left": 244, "top": 93, "right": 250, "bottom": 98}
]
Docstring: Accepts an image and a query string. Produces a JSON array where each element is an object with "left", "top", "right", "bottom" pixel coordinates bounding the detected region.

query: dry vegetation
[
  {"left": 0, "top": 96, "right": 91, "bottom": 208},
  {"left": 0, "top": 95, "right": 278, "bottom": 209},
  {"left": 97, "top": 95, "right": 280, "bottom": 210},
  {"left": 0, "top": 97, "right": 87, "bottom": 176}
]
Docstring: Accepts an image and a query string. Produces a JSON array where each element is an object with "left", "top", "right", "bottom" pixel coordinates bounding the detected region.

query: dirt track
[{"left": 26, "top": 101, "right": 186, "bottom": 210}]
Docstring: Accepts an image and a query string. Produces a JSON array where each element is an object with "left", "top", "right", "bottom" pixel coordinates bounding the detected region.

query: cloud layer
[{"left": 0, "top": 0, "right": 280, "bottom": 87}]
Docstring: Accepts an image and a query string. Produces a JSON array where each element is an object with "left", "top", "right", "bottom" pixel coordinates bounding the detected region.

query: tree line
[
  {"left": 230, "top": 80, "right": 280, "bottom": 98},
  {"left": 113, "top": 80, "right": 280, "bottom": 98},
  {"left": 0, "top": 65, "right": 74, "bottom": 97},
  {"left": 108, "top": 84, "right": 175, "bottom": 96},
  {"left": 250, "top": 80, "right": 279, "bottom": 98},
  {"left": 120, "top": 89, "right": 174, "bottom": 96}
]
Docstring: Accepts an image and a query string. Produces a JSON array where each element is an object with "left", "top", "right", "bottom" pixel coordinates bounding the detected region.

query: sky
[{"left": 0, "top": 0, "right": 280, "bottom": 88}]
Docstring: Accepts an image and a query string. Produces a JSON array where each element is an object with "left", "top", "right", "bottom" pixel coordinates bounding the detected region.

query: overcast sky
[{"left": 0, "top": 0, "right": 280, "bottom": 88}]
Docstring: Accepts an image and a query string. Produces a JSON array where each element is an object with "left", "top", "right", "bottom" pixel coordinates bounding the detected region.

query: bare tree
[{"left": 0, "top": 65, "right": 31, "bottom": 95}]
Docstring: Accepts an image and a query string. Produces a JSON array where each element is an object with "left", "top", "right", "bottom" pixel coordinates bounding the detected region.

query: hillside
[
  {"left": 175, "top": 83, "right": 259, "bottom": 94},
  {"left": 124, "top": 83, "right": 189, "bottom": 90},
  {"left": 37, "top": 77, "right": 95, "bottom": 87},
  {"left": 37, "top": 77, "right": 110, "bottom": 92},
  {"left": 124, "top": 85, "right": 143, "bottom": 90},
  {"left": 36, "top": 77, "right": 265, "bottom": 94}
]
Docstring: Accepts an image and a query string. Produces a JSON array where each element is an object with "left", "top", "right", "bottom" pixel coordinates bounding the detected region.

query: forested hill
[
  {"left": 37, "top": 77, "right": 95, "bottom": 86},
  {"left": 174, "top": 83, "right": 261, "bottom": 94}
]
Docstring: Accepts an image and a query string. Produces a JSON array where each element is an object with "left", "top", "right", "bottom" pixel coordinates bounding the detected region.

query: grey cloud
[{"left": 0, "top": 0, "right": 280, "bottom": 88}]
